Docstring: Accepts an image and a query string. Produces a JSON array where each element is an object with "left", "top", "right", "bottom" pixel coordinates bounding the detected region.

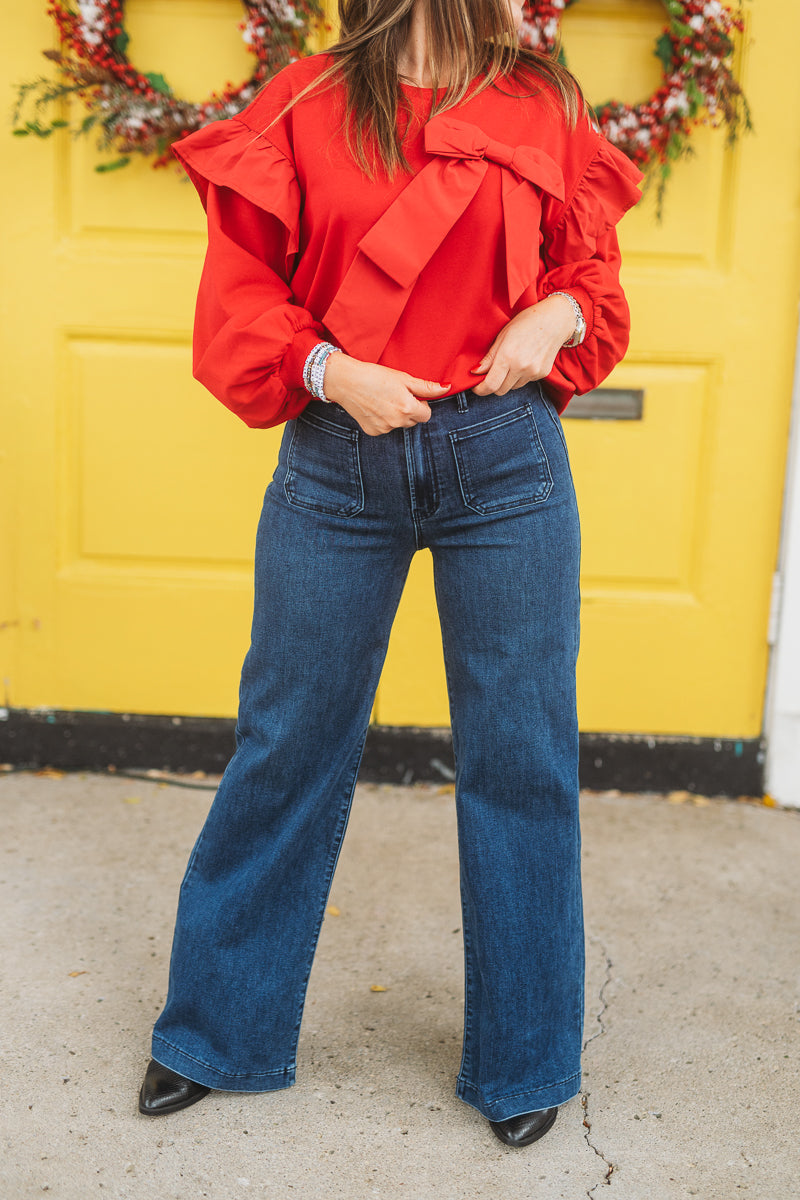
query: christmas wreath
[
  {"left": 14, "top": 0, "right": 748, "bottom": 199},
  {"left": 521, "top": 0, "right": 750, "bottom": 205},
  {"left": 13, "top": 0, "right": 326, "bottom": 170}
]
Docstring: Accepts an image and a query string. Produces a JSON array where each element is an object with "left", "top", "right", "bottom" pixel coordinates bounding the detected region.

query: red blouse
[{"left": 172, "top": 52, "right": 642, "bottom": 428}]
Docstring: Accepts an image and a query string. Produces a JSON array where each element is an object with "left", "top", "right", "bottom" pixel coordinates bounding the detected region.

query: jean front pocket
[
  {"left": 284, "top": 409, "right": 364, "bottom": 516},
  {"left": 448, "top": 403, "right": 553, "bottom": 514}
]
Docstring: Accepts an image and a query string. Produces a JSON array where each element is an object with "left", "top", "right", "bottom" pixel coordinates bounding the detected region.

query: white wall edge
[{"left": 764, "top": 303, "right": 800, "bottom": 807}]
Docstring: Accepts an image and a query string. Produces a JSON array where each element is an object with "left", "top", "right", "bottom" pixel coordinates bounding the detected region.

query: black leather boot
[
  {"left": 138, "top": 1058, "right": 211, "bottom": 1115},
  {"left": 489, "top": 1106, "right": 558, "bottom": 1147}
]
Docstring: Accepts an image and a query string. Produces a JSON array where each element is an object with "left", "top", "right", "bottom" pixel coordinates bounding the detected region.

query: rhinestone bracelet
[
  {"left": 302, "top": 341, "right": 342, "bottom": 402},
  {"left": 550, "top": 291, "right": 586, "bottom": 348},
  {"left": 309, "top": 342, "right": 342, "bottom": 403},
  {"left": 302, "top": 342, "right": 326, "bottom": 394}
]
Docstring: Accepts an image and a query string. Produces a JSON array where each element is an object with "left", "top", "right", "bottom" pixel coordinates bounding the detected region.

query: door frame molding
[{"left": 765, "top": 314, "right": 800, "bottom": 807}]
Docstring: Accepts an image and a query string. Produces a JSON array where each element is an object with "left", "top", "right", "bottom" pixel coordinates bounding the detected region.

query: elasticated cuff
[{"left": 279, "top": 325, "right": 328, "bottom": 393}]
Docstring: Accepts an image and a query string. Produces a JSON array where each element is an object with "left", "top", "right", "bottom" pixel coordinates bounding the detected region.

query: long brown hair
[{"left": 263, "top": 0, "right": 587, "bottom": 179}]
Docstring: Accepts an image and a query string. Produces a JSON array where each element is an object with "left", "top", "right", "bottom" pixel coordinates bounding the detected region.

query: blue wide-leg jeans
[{"left": 151, "top": 382, "right": 584, "bottom": 1121}]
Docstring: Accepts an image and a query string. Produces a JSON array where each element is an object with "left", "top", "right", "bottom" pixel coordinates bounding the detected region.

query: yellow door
[{"left": 2, "top": 0, "right": 799, "bottom": 741}]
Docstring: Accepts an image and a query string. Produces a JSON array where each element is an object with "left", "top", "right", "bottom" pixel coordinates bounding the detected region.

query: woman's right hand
[{"left": 322, "top": 353, "right": 451, "bottom": 436}]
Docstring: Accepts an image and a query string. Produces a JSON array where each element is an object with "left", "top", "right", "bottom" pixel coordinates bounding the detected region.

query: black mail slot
[{"left": 563, "top": 388, "right": 644, "bottom": 420}]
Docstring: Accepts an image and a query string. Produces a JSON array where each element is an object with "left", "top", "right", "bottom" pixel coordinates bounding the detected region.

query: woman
[{"left": 139, "top": 0, "right": 641, "bottom": 1148}]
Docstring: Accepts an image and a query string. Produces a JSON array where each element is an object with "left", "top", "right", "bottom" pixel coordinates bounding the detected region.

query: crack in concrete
[{"left": 582, "top": 938, "right": 615, "bottom": 1196}]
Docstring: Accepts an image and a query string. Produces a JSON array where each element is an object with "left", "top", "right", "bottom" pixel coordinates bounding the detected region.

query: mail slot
[{"left": 563, "top": 388, "right": 644, "bottom": 420}]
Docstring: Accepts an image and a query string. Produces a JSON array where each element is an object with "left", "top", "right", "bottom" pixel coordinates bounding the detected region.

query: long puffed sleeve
[
  {"left": 537, "top": 135, "right": 643, "bottom": 413},
  {"left": 173, "top": 121, "right": 326, "bottom": 429}
]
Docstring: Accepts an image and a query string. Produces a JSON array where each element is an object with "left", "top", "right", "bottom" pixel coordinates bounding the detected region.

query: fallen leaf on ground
[
  {"left": 762, "top": 794, "right": 778, "bottom": 808},
  {"left": 123, "top": 796, "right": 141, "bottom": 805},
  {"left": 667, "top": 791, "right": 691, "bottom": 804},
  {"left": 34, "top": 768, "right": 65, "bottom": 779},
  {"left": 370, "top": 984, "right": 387, "bottom": 993},
  {"left": 68, "top": 971, "right": 88, "bottom": 978},
  {"left": 326, "top": 905, "right": 341, "bottom": 917}
]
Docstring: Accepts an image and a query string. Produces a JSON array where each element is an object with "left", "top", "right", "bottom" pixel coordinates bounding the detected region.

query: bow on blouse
[{"left": 322, "top": 114, "right": 566, "bottom": 363}]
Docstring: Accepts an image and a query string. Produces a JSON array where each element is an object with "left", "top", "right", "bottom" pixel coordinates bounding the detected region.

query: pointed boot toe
[
  {"left": 489, "top": 1105, "right": 558, "bottom": 1147},
  {"left": 138, "top": 1058, "right": 211, "bottom": 1116}
]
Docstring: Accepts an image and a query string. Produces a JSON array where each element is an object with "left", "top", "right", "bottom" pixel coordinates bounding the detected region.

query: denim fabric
[{"left": 151, "top": 382, "right": 584, "bottom": 1121}]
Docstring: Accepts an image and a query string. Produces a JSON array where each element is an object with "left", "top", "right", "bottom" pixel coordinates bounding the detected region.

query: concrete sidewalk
[{"left": 1, "top": 771, "right": 797, "bottom": 1199}]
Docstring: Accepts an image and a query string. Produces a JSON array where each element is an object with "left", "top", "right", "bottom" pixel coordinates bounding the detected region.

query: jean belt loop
[{"left": 456, "top": 391, "right": 469, "bottom": 414}]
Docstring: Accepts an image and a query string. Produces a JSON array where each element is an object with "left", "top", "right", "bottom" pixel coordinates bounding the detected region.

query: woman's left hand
[{"left": 469, "top": 294, "right": 578, "bottom": 396}]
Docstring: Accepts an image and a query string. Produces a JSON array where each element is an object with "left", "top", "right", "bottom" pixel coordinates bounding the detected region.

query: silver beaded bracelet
[
  {"left": 302, "top": 341, "right": 342, "bottom": 403},
  {"left": 550, "top": 291, "right": 587, "bottom": 348},
  {"left": 302, "top": 342, "right": 325, "bottom": 393}
]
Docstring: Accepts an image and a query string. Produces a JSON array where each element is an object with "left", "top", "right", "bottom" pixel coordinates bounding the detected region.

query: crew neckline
[
  {"left": 398, "top": 78, "right": 448, "bottom": 92},
  {"left": 398, "top": 73, "right": 486, "bottom": 97}
]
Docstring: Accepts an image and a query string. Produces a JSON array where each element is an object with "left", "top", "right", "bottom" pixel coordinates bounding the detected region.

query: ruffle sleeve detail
[
  {"left": 174, "top": 120, "right": 303, "bottom": 270},
  {"left": 171, "top": 120, "right": 327, "bottom": 429},
  {"left": 537, "top": 138, "right": 643, "bottom": 412},
  {"left": 546, "top": 136, "right": 643, "bottom": 260}
]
